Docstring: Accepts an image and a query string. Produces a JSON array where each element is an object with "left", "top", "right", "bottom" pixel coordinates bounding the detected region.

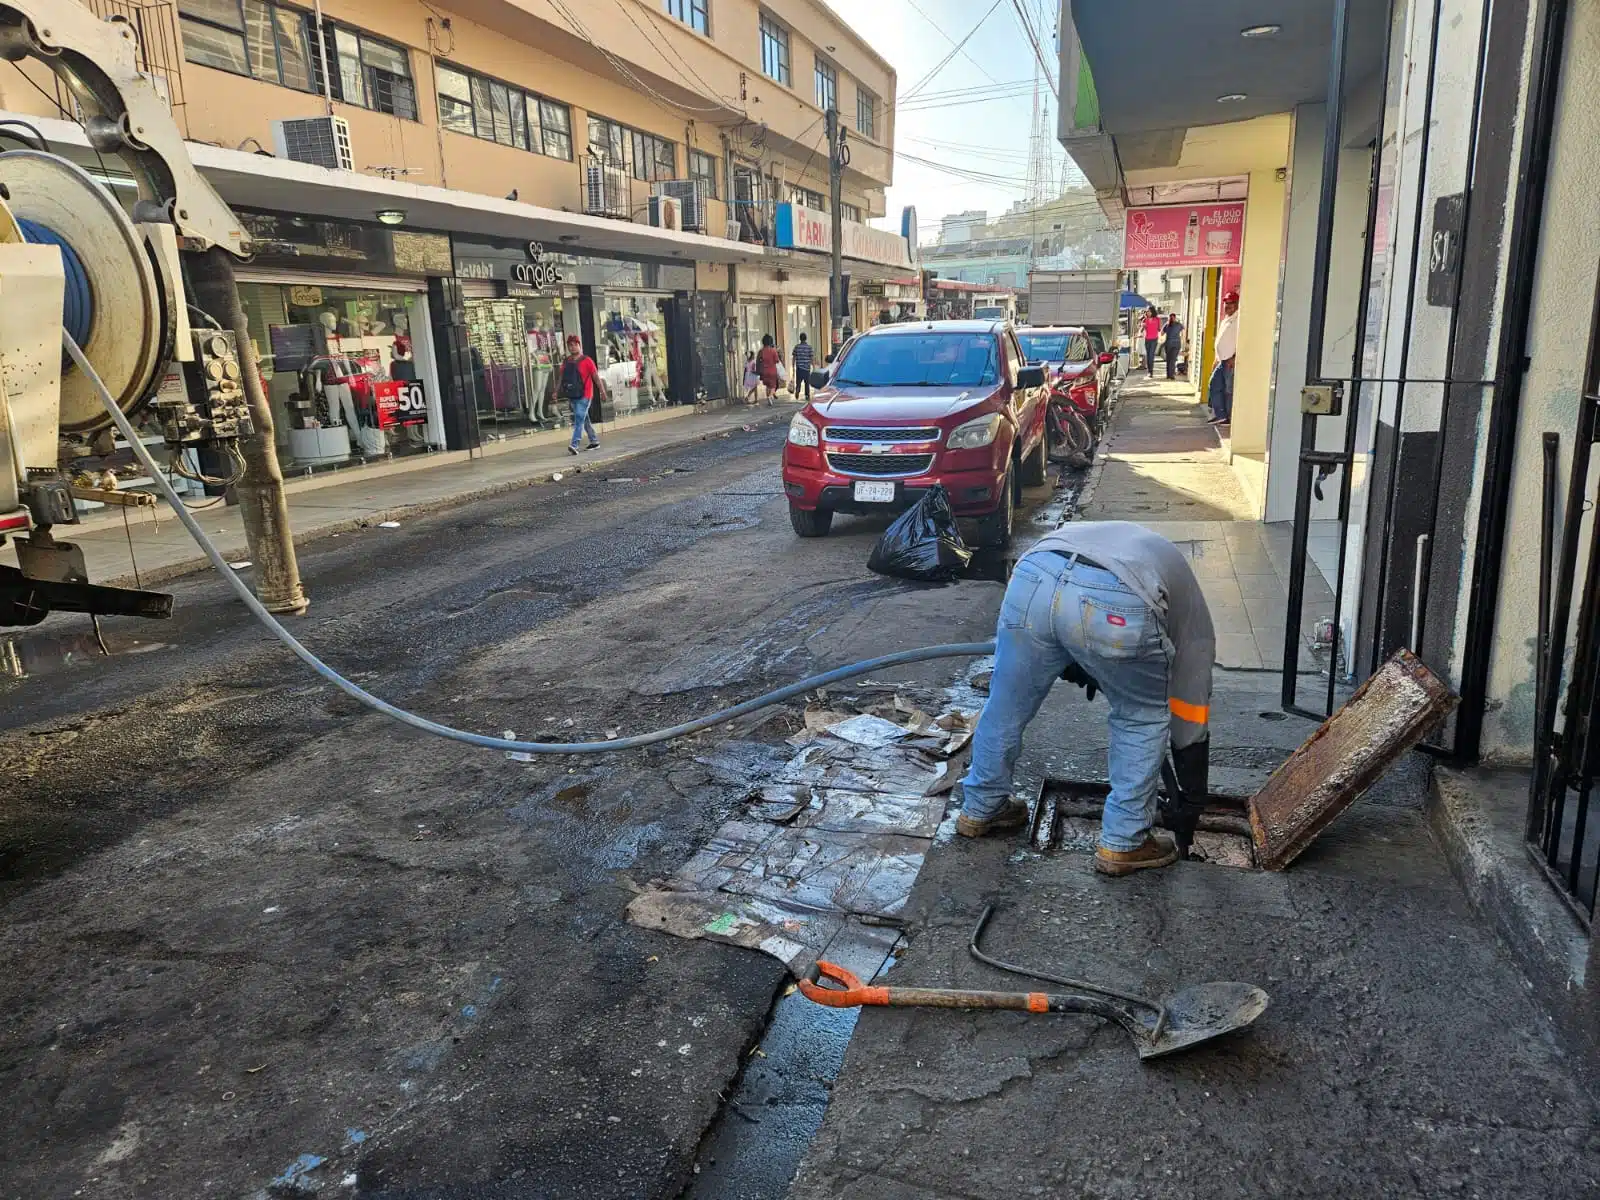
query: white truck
[
  {"left": 1026, "top": 268, "right": 1128, "bottom": 393},
  {"left": 1026, "top": 268, "right": 1126, "bottom": 332}
]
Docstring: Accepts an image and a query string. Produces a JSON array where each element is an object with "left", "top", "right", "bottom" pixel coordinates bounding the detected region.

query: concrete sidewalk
[
  {"left": 3, "top": 402, "right": 787, "bottom": 590},
  {"left": 790, "top": 376, "right": 1600, "bottom": 1199}
]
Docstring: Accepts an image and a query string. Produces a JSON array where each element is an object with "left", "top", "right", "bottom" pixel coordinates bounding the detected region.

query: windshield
[
  {"left": 833, "top": 333, "right": 1000, "bottom": 388},
  {"left": 1017, "top": 332, "right": 1087, "bottom": 363}
]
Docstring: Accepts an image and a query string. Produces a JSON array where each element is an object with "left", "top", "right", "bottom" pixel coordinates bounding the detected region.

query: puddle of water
[
  {"left": 0, "top": 628, "right": 169, "bottom": 681},
  {"left": 681, "top": 965, "right": 872, "bottom": 1200}
]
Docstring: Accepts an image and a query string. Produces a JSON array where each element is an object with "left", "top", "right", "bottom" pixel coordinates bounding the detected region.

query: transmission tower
[{"left": 1023, "top": 66, "right": 1053, "bottom": 213}]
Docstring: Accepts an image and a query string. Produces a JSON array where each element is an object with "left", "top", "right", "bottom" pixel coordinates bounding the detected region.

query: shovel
[{"left": 796, "top": 906, "right": 1269, "bottom": 1061}]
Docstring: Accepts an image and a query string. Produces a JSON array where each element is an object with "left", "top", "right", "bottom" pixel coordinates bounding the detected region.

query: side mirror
[
  {"left": 809, "top": 369, "right": 834, "bottom": 388},
  {"left": 1098, "top": 352, "right": 1115, "bottom": 365},
  {"left": 1015, "top": 366, "right": 1047, "bottom": 389}
]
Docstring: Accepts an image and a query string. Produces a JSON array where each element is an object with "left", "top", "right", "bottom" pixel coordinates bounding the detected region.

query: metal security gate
[
  {"left": 1526, "top": 267, "right": 1600, "bottom": 924},
  {"left": 1281, "top": 0, "right": 1503, "bottom": 748}
]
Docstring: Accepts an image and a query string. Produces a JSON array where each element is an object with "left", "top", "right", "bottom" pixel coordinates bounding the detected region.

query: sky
[{"left": 820, "top": 0, "right": 1086, "bottom": 244}]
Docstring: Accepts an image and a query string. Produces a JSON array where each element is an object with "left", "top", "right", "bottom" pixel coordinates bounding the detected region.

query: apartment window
[
  {"left": 689, "top": 148, "right": 719, "bottom": 198},
  {"left": 856, "top": 88, "right": 876, "bottom": 139},
  {"left": 841, "top": 201, "right": 863, "bottom": 223},
  {"left": 664, "top": 0, "right": 708, "bottom": 34},
  {"left": 588, "top": 116, "right": 630, "bottom": 169},
  {"left": 790, "top": 185, "right": 825, "bottom": 211},
  {"left": 435, "top": 63, "right": 572, "bottom": 158},
  {"left": 759, "top": 13, "right": 790, "bottom": 86},
  {"left": 814, "top": 56, "right": 837, "bottom": 113},
  {"left": 180, "top": 2, "right": 417, "bottom": 119},
  {"left": 630, "top": 130, "right": 677, "bottom": 182}
]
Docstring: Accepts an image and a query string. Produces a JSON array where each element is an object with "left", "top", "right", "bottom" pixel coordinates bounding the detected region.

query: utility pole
[
  {"left": 187, "top": 247, "right": 308, "bottom": 614},
  {"left": 827, "top": 105, "right": 846, "bottom": 353}
]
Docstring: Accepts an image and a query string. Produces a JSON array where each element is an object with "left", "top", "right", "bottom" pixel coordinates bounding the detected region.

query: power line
[
  {"left": 606, "top": 0, "right": 744, "bottom": 112},
  {"left": 900, "top": 0, "right": 1008, "bottom": 100},
  {"left": 546, "top": 0, "right": 736, "bottom": 117},
  {"left": 1007, "top": 0, "right": 1060, "bottom": 100},
  {"left": 899, "top": 0, "right": 1005, "bottom": 91}
]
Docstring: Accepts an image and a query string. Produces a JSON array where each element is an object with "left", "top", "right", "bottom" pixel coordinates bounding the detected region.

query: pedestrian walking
[
  {"left": 955, "top": 521, "right": 1215, "bottom": 877},
  {"left": 755, "top": 333, "right": 782, "bottom": 406},
  {"left": 1142, "top": 307, "right": 1161, "bottom": 374},
  {"left": 1208, "top": 290, "right": 1239, "bottom": 426},
  {"left": 560, "top": 335, "right": 603, "bottom": 455},
  {"left": 742, "top": 350, "right": 760, "bottom": 405},
  {"left": 792, "top": 332, "right": 815, "bottom": 402},
  {"left": 1162, "top": 312, "right": 1184, "bottom": 380}
]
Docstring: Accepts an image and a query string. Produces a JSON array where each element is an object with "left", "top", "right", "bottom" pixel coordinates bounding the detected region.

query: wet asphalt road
[{"left": 0, "top": 418, "right": 1022, "bottom": 1199}]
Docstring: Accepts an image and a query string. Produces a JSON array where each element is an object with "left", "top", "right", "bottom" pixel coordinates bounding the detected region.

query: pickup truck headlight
[
  {"left": 946, "top": 413, "right": 1003, "bottom": 450},
  {"left": 787, "top": 414, "right": 820, "bottom": 447}
]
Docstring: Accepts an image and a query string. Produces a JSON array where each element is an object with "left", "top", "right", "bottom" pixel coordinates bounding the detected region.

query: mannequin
[{"left": 638, "top": 329, "right": 666, "bottom": 406}]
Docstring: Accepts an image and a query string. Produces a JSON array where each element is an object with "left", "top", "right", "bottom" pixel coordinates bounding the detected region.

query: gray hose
[{"left": 65, "top": 330, "right": 994, "bottom": 754}]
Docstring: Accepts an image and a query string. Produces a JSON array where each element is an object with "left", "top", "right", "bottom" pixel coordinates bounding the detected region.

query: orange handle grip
[{"left": 797, "top": 960, "right": 890, "bottom": 1008}]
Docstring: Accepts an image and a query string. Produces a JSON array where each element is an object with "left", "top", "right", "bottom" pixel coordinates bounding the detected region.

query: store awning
[{"left": 8, "top": 112, "right": 773, "bottom": 268}]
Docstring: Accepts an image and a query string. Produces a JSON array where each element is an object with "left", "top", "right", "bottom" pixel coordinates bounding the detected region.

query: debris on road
[
  {"left": 228, "top": 560, "right": 251, "bottom": 570},
  {"left": 1249, "top": 648, "right": 1458, "bottom": 869},
  {"left": 627, "top": 664, "right": 988, "bottom": 977},
  {"left": 378, "top": 521, "right": 401, "bottom": 529}
]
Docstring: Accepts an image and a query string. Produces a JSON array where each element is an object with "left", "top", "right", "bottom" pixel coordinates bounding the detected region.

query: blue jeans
[
  {"left": 1144, "top": 339, "right": 1157, "bottom": 374},
  {"left": 1208, "top": 360, "right": 1234, "bottom": 421},
  {"left": 570, "top": 396, "right": 598, "bottom": 448},
  {"left": 960, "top": 553, "right": 1171, "bottom": 851}
]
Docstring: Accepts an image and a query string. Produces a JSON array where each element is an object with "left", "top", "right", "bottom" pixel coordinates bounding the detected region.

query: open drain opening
[{"left": 1031, "top": 780, "right": 1258, "bottom": 870}]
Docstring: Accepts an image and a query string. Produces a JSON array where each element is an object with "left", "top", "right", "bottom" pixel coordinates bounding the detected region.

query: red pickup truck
[{"left": 781, "top": 321, "right": 1049, "bottom": 547}]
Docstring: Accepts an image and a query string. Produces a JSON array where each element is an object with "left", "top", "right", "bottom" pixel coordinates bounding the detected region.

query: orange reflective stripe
[
  {"left": 1169, "top": 697, "right": 1210, "bottom": 724},
  {"left": 1026, "top": 993, "right": 1049, "bottom": 1013}
]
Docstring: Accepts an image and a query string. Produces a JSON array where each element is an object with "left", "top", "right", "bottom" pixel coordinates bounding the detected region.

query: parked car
[
  {"left": 1016, "top": 325, "right": 1108, "bottom": 436},
  {"left": 782, "top": 321, "right": 1049, "bottom": 547}
]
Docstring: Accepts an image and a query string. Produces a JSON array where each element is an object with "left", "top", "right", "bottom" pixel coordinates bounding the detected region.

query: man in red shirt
[{"left": 560, "top": 334, "right": 603, "bottom": 455}]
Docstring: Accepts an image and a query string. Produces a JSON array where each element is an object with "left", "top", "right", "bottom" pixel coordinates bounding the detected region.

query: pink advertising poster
[{"left": 1123, "top": 202, "right": 1247, "bottom": 269}]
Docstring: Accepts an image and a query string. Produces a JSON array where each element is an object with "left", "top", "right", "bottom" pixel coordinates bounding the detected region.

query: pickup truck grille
[
  {"left": 827, "top": 453, "right": 935, "bottom": 478},
  {"left": 824, "top": 426, "right": 941, "bottom": 443}
]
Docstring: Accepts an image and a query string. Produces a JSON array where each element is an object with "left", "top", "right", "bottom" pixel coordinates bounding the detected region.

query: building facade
[
  {"left": 1060, "top": 0, "right": 1600, "bottom": 1051},
  {"left": 1, "top": 0, "right": 907, "bottom": 468}
]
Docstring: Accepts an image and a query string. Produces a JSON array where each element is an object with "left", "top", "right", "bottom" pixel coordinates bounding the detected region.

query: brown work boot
[
  {"left": 1094, "top": 834, "right": 1180, "bottom": 876},
  {"left": 956, "top": 798, "right": 1030, "bottom": 839}
]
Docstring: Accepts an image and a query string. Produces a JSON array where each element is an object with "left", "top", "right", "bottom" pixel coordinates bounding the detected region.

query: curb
[
  {"left": 1428, "top": 766, "right": 1598, "bottom": 1079},
  {"left": 97, "top": 411, "right": 789, "bottom": 591}
]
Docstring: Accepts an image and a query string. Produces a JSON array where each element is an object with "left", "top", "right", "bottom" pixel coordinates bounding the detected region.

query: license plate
[{"left": 853, "top": 481, "right": 896, "bottom": 503}]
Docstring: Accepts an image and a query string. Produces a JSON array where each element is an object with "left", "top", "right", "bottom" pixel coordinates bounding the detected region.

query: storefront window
[
  {"left": 237, "top": 281, "right": 437, "bottom": 469},
  {"left": 464, "top": 295, "right": 574, "bottom": 437},
  {"left": 595, "top": 293, "right": 674, "bottom": 414},
  {"left": 785, "top": 301, "right": 821, "bottom": 361},
  {"left": 738, "top": 300, "right": 777, "bottom": 361}
]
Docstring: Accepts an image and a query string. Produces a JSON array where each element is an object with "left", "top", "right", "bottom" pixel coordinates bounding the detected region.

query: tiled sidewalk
[
  {"left": 2, "top": 403, "right": 787, "bottom": 590},
  {"left": 1083, "top": 377, "right": 1332, "bottom": 672}
]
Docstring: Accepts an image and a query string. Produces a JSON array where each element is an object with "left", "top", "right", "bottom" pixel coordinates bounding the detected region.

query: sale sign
[
  {"left": 374, "top": 380, "right": 428, "bottom": 429},
  {"left": 1123, "top": 202, "right": 1247, "bottom": 269}
]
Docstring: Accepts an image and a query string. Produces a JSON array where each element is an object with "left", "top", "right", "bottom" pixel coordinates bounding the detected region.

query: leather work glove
[{"left": 1059, "top": 659, "right": 1099, "bottom": 701}]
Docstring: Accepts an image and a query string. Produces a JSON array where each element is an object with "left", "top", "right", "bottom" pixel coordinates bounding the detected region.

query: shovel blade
[{"left": 1135, "top": 982, "right": 1270, "bottom": 1060}]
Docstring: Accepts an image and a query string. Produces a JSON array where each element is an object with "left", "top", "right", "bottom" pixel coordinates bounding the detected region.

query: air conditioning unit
[
  {"left": 647, "top": 194, "right": 682, "bottom": 231},
  {"left": 654, "top": 179, "right": 707, "bottom": 233},
  {"left": 725, "top": 218, "right": 742, "bottom": 241},
  {"left": 271, "top": 115, "right": 354, "bottom": 171},
  {"left": 583, "top": 157, "right": 630, "bottom": 219}
]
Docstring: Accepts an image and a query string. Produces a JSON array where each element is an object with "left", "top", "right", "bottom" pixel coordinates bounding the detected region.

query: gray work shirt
[{"left": 1030, "top": 521, "right": 1216, "bottom": 747}]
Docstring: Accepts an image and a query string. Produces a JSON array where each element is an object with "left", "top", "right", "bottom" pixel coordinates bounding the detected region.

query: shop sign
[
  {"left": 773, "top": 203, "right": 914, "bottom": 270},
  {"left": 288, "top": 285, "right": 323, "bottom": 307},
  {"left": 1123, "top": 202, "right": 1246, "bottom": 269},
  {"left": 453, "top": 239, "right": 569, "bottom": 292},
  {"left": 374, "top": 380, "right": 428, "bottom": 428}
]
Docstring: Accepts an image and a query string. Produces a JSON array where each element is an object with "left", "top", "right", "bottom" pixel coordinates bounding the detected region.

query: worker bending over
[{"left": 957, "top": 522, "right": 1215, "bottom": 876}]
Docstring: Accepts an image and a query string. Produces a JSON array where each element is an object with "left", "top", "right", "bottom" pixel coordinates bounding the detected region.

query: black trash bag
[{"left": 867, "top": 484, "right": 972, "bottom": 582}]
